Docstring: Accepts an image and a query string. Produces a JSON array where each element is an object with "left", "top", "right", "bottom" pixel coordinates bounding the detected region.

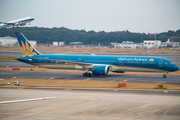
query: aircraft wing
[{"left": 0, "top": 22, "right": 15, "bottom": 25}]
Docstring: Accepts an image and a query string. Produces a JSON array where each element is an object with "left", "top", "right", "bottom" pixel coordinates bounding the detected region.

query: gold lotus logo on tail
[
  {"left": 149, "top": 58, "right": 154, "bottom": 61},
  {"left": 20, "top": 40, "right": 37, "bottom": 56}
]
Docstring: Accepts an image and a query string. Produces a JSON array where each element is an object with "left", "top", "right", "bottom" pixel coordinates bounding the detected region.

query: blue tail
[{"left": 15, "top": 31, "right": 40, "bottom": 56}]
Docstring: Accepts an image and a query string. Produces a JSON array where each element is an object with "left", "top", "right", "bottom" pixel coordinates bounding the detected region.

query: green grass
[
  {"left": 0, "top": 79, "right": 180, "bottom": 91},
  {"left": 0, "top": 56, "right": 19, "bottom": 62}
]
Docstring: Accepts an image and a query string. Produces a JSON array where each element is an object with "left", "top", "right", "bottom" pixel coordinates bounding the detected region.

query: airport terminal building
[
  {"left": 0, "top": 36, "right": 36, "bottom": 46},
  {"left": 111, "top": 40, "right": 180, "bottom": 49}
]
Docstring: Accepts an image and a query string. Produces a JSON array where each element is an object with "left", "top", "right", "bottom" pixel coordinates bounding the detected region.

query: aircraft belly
[{"left": 111, "top": 67, "right": 165, "bottom": 72}]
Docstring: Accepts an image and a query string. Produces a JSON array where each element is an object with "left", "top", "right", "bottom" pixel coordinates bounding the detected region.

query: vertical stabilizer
[{"left": 15, "top": 31, "right": 40, "bottom": 56}]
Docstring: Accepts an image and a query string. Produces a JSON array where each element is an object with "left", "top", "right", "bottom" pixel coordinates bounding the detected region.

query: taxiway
[
  {"left": 0, "top": 70, "right": 180, "bottom": 84},
  {"left": 0, "top": 88, "right": 180, "bottom": 120}
]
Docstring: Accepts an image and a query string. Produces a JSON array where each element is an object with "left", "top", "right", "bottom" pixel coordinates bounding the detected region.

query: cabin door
[{"left": 158, "top": 60, "right": 163, "bottom": 67}]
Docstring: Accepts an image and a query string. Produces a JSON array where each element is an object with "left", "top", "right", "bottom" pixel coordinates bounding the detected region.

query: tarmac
[
  {"left": 0, "top": 88, "right": 180, "bottom": 120},
  {"left": 0, "top": 70, "right": 180, "bottom": 84}
]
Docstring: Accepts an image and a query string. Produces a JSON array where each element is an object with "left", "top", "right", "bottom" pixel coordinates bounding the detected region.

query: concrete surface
[{"left": 0, "top": 88, "right": 180, "bottom": 120}]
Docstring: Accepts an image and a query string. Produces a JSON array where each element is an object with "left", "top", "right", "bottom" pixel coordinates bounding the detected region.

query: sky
[{"left": 0, "top": 0, "right": 180, "bottom": 33}]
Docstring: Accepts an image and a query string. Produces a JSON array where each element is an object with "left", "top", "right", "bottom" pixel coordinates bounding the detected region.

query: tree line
[{"left": 0, "top": 27, "right": 179, "bottom": 46}]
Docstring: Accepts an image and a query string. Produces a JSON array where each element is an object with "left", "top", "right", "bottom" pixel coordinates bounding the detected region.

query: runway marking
[
  {"left": 0, "top": 79, "right": 4, "bottom": 81},
  {"left": 85, "top": 78, "right": 91, "bottom": 81},
  {"left": 114, "top": 90, "right": 119, "bottom": 91},
  {"left": 11, "top": 77, "right": 17, "bottom": 79},
  {"left": 49, "top": 77, "right": 55, "bottom": 80},
  {"left": 96, "top": 97, "right": 101, "bottom": 103},
  {"left": 0, "top": 96, "right": 58, "bottom": 104}
]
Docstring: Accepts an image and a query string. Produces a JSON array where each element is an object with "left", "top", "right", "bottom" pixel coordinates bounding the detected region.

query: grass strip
[{"left": 0, "top": 79, "right": 180, "bottom": 91}]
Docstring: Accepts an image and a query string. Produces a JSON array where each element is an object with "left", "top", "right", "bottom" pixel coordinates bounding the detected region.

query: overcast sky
[{"left": 0, "top": 0, "right": 180, "bottom": 33}]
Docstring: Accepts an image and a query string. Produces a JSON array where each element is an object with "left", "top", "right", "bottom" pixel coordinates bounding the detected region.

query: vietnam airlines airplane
[
  {"left": 0, "top": 17, "right": 34, "bottom": 28},
  {"left": 15, "top": 31, "right": 179, "bottom": 78}
]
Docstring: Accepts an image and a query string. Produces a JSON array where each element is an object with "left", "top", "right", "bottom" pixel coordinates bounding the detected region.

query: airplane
[
  {"left": 0, "top": 17, "right": 34, "bottom": 28},
  {"left": 14, "top": 31, "right": 179, "bottom": 78}
]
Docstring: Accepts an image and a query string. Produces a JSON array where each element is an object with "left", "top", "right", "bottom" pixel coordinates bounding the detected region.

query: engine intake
[{"left": 92, "top": 66, "right": 110, "bottom": 75}]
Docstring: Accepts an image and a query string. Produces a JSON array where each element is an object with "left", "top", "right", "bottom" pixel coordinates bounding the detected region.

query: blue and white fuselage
[
  {"left": 15, "top": 31, "right": 179, "bottom": 78},
  {"left": 0, "top": 17, "right": 34, "bottom": 28}
]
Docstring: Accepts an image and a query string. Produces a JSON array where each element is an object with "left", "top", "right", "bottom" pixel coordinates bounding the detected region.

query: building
[
  {"left": 143, "top": 40, "right": 161, "bottom": 49},
  {"left": 70, "top": 42, "right": 83, "bottom": 48},
  {"left": 29, "top": 41, "right": 37, "bottom": 46},
  {"left": 160, "top": 39, "right": 180, "bottom": 48},
  {"left": 111, "top": 41, "right": 142, "bottom": 49},
  {"left": 52, "top": 41, "right": 65, "bottom": 47},
  {"left": 111, "top": 39, "right": 179, "bottom": 49},
  {"left": 59, "top": 42, "right": 65, "bottom": 47},
  {"left": 0, "top": 36, "right": 18, "bottom": 46},
  {"left": 0, "top": 36, "right": 37, "bottom": 46},
  {"left": 53, "top": 41, "right": 58, "bottom": 46}
]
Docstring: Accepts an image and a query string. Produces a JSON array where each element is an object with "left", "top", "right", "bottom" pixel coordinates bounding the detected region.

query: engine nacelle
[{"left": 92, "top": 66, "right": 110, "bottom": 75}]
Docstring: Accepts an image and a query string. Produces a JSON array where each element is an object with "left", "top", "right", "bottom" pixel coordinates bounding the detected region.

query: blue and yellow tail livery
[{"left": 15, "top": 31, "right": 40, "bottom": 57}]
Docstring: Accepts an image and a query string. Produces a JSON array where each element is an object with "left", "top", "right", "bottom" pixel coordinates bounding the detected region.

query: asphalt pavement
[{"left": 0, "top": 70, "right": 180, "bottom": 84}]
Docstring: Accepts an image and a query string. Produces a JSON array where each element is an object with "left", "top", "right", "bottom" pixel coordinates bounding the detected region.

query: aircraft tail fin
[{"left": 15, "top": 31, "right": 40, "bottom": 57}]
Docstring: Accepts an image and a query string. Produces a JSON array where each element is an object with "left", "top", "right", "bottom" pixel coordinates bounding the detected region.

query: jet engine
[{"left": 92, "top": 66, "right": 110, "bottom": 75}]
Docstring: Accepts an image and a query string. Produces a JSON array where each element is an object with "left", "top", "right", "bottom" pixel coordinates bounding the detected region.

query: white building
[
  {"left": 59, "top": 42, "right": 64, "bottom": 47},
  {"left": 122, "top": 41, "right": 133, "bottom": 43},
  {"left": 53, "top": 41, "right": 58, "bottom": 46},
  {"left": 52, "top": 41, "right": 65, "bottom": 47},
  {"left": 0, "top": 36, "right": 37, "bottom": 46},
  {"left": 143, "top": 40, "right": 161, "bottom": 49},
  {"left": 29, "top": 41, "right": 37, "bottom": 46},
  {"left": 111, "top": 41, "right": 143, "bottom": 49},
  {"left": 111, "top": 39, "right": 180, "bottom": 49},
  {"left": 0, "top": 36, "right": 18, "bottom": 46},
  {"left": 160, "top": 39, "right": 180, "bottom": 48}
]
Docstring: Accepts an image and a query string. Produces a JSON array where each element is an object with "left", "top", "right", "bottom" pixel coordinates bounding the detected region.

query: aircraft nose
[{"left": 176, "top": 65, "right": 179, "bottom": 71}]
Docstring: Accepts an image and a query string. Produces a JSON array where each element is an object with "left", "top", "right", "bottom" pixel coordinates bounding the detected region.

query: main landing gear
[
  {"left": 83, "top": 69, "right": 92, "bottom": 77},
  {"left": 83, "top": 73, "right": 92, "bottom": 77},
  {"left": 163, "top": 72, "right": 168, "bottom": 78}
]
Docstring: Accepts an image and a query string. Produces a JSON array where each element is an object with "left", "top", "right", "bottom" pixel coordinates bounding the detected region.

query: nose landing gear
[
  {"left": 163, "top": 72, "right": 168, "bottom": 78},
  {"left": 163, "top": 74, "right": 166, "bottom": 78}
]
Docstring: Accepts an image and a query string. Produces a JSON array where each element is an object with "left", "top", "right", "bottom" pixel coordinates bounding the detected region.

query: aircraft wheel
[
  {"left": 83, "top": 73, "right": 92, "bottom": 77},
  {"left": 87, "top": 73, "right": 91, "bottom": 77},
  {"left": 163, "top": 75, "right": 166, "bottom": 78},
  {"left": 83, "top": 73, "right": 87, "bottom": 77}
]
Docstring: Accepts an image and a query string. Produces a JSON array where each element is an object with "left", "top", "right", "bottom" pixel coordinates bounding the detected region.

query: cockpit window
[{"left": 169, "top": 62, "right": 174, "bottom": 64}]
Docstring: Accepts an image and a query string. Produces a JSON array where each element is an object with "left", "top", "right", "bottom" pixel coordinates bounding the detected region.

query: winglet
[{"left": 15, "top": 31, "right": 40, "bottom": 56}]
